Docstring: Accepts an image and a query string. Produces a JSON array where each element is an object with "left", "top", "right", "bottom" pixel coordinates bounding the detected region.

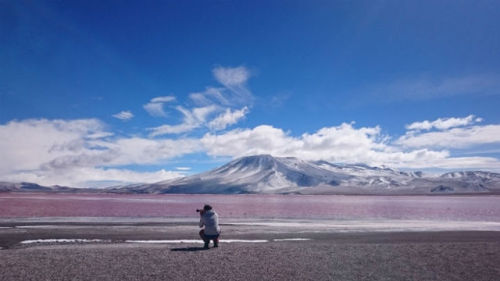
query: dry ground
[{"left": 1, "top": 222, "right": 500, "bottom": 281}]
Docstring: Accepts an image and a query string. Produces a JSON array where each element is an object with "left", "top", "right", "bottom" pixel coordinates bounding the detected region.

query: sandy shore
[{"left": 1, "top": 221, "right": 500, "bottom": 281}]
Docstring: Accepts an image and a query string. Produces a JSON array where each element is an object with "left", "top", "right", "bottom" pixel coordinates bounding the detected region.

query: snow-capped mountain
[
  {"left": 120, "top": 155, "right": 344, "bottom": 194},
  {"left": 114, "top": 155, "right": 500, "bottom": 194}
]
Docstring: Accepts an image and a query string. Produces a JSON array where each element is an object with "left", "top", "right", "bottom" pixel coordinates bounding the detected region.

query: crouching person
[{"left": 198, "top": 204, "right": 220, "bottom": 249}]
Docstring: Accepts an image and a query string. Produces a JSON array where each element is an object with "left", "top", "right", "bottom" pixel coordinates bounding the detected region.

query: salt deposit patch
[
  {"left": 273, "top": 238, "right": 311, "bottom": 241},
  {"left": 20, "top": 239, "right": 110, "bottom": 244},
  {"left": 18, "top": 238, "right": 311, "bottom": 245},
  {"left": 220, "top": 239, "right": 268, "bottom": 243},
  {"left": 231, "top": 220, "right": 500, "bottom": 232},
  {"left": 126, "top": 240, "right": 204, "bottom": 244},
  {"left": 125, "top": 239, "right": 269, "bottom": 244},
  {"left": 17, "top": 225, "right": 64, "bottom": 229},
  {"left": 125, "top": 239, "right": 309, "bottom": 244}
]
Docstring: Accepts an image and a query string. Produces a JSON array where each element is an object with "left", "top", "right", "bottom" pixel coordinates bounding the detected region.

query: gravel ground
[
  {"left": 1, "top": 222, "right": 500, "bottom": 281},
  {"left": 1, "top": 239, "right": 500, "bottom": 281}
]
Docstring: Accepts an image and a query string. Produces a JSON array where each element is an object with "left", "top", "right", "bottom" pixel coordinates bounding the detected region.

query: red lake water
[{"left": 1, "top": 193, "right": 500, "bottom": 222}]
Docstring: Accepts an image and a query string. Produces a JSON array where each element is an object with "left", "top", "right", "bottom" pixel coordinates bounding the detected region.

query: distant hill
[
  {"left": 110, "top": 155, "right": 500, "bottom": 195},
  {"left": 0, "top": 182, "right": 87, "bottom": 193}
]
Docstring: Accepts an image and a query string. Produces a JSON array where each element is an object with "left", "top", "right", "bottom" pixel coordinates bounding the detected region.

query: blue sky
[{"left": 1, "top": 0, "right": 500, "bottom": 187}]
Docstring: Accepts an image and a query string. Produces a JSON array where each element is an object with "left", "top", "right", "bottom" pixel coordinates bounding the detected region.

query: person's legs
[
  {"left": 213, "top": 235, "right": 219, "bottom": 247},
  {"left": 199, "top": 230, "right": 209, "bottom": 249}
]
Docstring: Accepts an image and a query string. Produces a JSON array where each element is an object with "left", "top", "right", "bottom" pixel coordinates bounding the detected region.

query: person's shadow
[{"left": 171, "top": 247, "right": 208, "bottom": 252}]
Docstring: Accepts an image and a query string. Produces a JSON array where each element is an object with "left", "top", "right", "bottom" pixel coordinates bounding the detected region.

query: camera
[{"left": 196, "top": 209, "right": 201, "bottom": 212}]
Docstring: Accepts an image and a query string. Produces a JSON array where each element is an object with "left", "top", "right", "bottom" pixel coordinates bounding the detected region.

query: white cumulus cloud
[
  {"left": 397, "top": 124, "right": 500, "bottom": 149},
  {"left": 201, "top": 123, "right": 431, "bottom": 167},
  {"left": 406, "top": 115, "right": 482, "bottom": 131},
  {"left": 0, "top": 119, "right": 105, "bottom": 174},
  {"left": 201, "top": 123, "right": 500, "bottom": 171}
]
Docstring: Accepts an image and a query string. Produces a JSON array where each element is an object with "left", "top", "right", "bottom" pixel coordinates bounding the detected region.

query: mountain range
[
  {"left": 2, "top": 155, "right": 500, "bottom": 194},
  {"left": 112, "top": 155, "right": 500, "bottom": 195}
]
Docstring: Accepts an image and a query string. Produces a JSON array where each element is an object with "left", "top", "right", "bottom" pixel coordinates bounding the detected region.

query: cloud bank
[
  {"left": 0, "top": 119, "right": 193, "bottom": 187},
  {"left": 2, "top": 113, "right": 500, "bottom": 187}
]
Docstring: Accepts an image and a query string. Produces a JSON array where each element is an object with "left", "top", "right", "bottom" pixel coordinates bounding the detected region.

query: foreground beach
[{"left": 1, "top": 220, "right": 499, "bottom": 281}]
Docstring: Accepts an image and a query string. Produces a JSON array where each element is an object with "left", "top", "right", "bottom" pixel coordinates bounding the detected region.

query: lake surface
[{"left": 1, "top": 193, "right": 500, "bottom": 222}]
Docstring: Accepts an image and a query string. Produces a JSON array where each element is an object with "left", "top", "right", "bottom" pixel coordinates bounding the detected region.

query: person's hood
[{"left": 203, "top": 210, "right": 215, "bottom": 216}]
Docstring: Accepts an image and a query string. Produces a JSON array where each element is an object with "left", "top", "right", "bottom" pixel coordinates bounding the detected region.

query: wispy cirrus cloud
[
  {"left": 148, "top": 105, "right": 217, "bottom": 136},
  {"left": 189, "top": 87, "right": 229, "bottom": 107},
  {"left": 212, "top": 66, "right": 253, "bottom": 105},
  {"left": 213, "top": 66, "right": 250, "bottom": 86},
  {"left": 112, "top": 110, "right": 134, "bottom": 121},
  {"left": 149, "top": 66, "right": 254, "bottom": 136},
  {"left": 175, "top": 167, "right": 191, "bottom": 171},
  {"left": 190, "top": 66, "right": 253, "bottom": 108},
  {"left": 143, "top": 96, "right": 176, "bottom": 117}
]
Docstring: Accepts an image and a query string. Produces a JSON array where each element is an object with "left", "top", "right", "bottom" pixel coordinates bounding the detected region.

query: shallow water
[{"left": 1, "top": 193, "right": 500, "bottom": 222}]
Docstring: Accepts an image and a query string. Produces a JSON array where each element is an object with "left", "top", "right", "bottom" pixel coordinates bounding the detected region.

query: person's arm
[{"left": 199, "top": 211, "right": 205, "bottom": 228}]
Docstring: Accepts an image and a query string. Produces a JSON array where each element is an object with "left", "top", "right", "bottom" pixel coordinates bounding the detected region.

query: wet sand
[{"left": 1, "top": 221, "right": 500, "bottom": 281}]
